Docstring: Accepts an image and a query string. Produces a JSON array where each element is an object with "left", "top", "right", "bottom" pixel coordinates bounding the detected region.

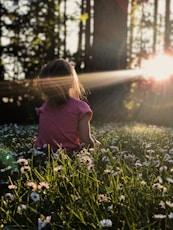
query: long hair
[{"left": 38, "top": 59, "right": 86, "bottom": 107}]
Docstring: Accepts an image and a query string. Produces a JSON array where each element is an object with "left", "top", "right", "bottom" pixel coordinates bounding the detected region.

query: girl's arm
[{"left": 78, "top": 113, "right": 101, "bottom": 148}]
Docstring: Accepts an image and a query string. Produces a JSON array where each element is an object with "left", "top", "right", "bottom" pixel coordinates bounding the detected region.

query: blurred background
[{"left": 1, "top": 0, "right": 173, "bottom": 126}]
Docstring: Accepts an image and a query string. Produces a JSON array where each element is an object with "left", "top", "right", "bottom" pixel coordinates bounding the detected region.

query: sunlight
[{"left": 141, "top": 54, "right": 173, "bottom": 81}]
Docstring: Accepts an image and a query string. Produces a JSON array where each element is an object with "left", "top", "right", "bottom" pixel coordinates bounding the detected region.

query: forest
[{"left": 1, "top": 0, "right": 173, "bottom": 125}]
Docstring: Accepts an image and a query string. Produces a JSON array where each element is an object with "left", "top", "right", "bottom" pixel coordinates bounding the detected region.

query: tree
[{"left": 90, "top": 0, "right": 128, "bottom": 71}]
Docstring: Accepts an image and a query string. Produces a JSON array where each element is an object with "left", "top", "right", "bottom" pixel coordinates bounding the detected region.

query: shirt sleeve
[{"left": 78, "top": 101, "right": 93, "bottom": 121}]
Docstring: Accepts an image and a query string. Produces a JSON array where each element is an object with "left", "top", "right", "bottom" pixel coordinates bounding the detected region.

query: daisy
[
  {"left": 20, "top": 166, "right": 31, "bottom": 174},
  {"left": 38, "top": 182, "right": 49, "bottom": 190},
  {"left": 30, "top": 192, "right": 40, "bottom": 202},
  {"left": 27, "top": 181, "right": 37, "bottom": 191},
  {"left": 154, "top": 214, "right": 166, "bottom": 219},
  {"left": 100, "top": 219, "right": 112, "bottom": 228},
  {"left": 38, "top": 215, "right": 51, "bottom": 230},
  {"left": 17, "top": 158, "right": 28, "bottom": 165}
]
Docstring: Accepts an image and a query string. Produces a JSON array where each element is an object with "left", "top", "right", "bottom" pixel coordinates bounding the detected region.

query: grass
[{"left": 1, "top": 122, "right": 173, "bottom": 229}]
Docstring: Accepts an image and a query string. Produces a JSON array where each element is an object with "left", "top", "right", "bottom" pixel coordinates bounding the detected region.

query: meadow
[{"left": 1, "top": 122, "right": 173, "bottom": 229}]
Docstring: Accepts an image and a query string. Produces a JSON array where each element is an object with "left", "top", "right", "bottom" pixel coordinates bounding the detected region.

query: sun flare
[{"left": 141, "top": 54, "right": 173, "bottom": 81}]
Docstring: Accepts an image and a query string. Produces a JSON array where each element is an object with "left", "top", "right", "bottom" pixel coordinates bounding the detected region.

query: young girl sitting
[{"left": 35, "top": 58, "right": 100, "bottom": 154}]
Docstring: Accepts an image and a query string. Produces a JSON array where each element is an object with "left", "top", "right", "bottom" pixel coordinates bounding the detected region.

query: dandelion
[
  {"left": 30, "top": 192, "right": 40, "bottom": 202},
  {"left": 100, "top": 219, "right": 112, "bottom": 228},
  {"left": 20, "top": 165, "right": 31, "bottom": 173},
  {"left": 154, "top": 214, "right": 166, "bottom": 219},
  {"left": 38, "top": 182, "right": 49, "bottom": 190},
  {"left": 27, "top": 181, "right": 37, "bottom": 191}
]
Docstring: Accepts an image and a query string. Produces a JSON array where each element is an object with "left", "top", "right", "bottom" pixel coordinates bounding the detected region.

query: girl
[{"left": 35, "top": 58, "right": 100, "bottom": 154}]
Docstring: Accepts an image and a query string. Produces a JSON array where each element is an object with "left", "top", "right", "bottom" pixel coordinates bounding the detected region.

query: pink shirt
[{"left": 35, "top": 98, "right": 92, "bottom": 151}]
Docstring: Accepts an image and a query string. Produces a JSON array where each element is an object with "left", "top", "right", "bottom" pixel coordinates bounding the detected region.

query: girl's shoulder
[{"left": 69, "top": 98, "right": 89, "bottom": 106}]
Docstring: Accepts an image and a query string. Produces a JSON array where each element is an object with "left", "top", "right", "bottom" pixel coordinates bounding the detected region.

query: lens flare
[{"left": 141, "top": 54, "right": 173, "bottom": 81}]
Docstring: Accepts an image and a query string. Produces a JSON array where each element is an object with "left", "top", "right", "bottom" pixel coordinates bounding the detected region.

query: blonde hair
[{"left": 38, "top": 58, "right": 86, "bottom": 106}]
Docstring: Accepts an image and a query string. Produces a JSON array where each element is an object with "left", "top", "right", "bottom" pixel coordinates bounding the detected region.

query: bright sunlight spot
[{"left": 141, "top": 54, "right": 173, "bottom": 81}]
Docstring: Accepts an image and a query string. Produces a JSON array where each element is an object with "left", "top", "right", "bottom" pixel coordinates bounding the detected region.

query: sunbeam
[{"left": 79, "top": 69, "right": 142, "bottom": 89}]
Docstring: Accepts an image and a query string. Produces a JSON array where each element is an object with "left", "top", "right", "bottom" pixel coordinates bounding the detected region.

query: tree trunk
[{"left": 91, "top": 0, "right": 128, "bottom": 71}]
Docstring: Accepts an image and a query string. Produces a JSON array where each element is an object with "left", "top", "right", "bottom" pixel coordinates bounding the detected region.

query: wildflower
[
  {"left": 4, "top": 193, "right": 15, "bottom": 201},
  {"left": 109, "top": 146, "right": 119, "bottom": 152},
  {"left": 135, "top": 162, "right": 143, "bottom": 167},
  {"left": 102, "top": 156, "right": 110, "bottom": 162},
  {"left": 100, "top": 148, "right": 108, "bottom": 154},
  {"left": 38, "top": 215, "right": 51, "bottom": 230},
  {"left": 166, "top": 201, "right": 173, "bottom": 208},
  {"left": 141, "top": 180, "right": 147, "bottom": 186},
  {"left": 17, "top": 158, "right": 28, "bottom": 165},
  {"left": 0, "top": 166, "right": 12, "bottom": 172},
  {"left": 38, "top": 182, "right": 49, "bottom": 190},
  {"left": 168, "top": 213, "right": 173, "bottom": 219},
  {"left": 159, "top": 166, "right": 168, "bottom": 172},
  {"left": 159, "top": 200, "right": 165, "bottom": 209},
  {"left": 98, "top": 194, "right": 110, "bottom": 203},
  {"left": 54, "top": 165, "right": 63, "bottom": 172},
  {"left": 100, "top": 219, "right": 112, "bottom": 228},
  {"left": 166, "top": 178, "right": 173, "bottom": 184},
  {"left": 104, "top": 169, "right": 113, "bottom": 174},
  {"left": 30, "top": 192, "right": 40, "bottom": 202},
  {"left": 17, "top": 204, "right": 27, "bottom": 214},
  {"left": 8, "top": 184, "right": 17, "bottom": 190},
  {"left": 27, "top": 181, "right": 37, "bottom": 191},
  {"left": 153, "top": 214, "right": 166, "bottom": 219},
  {"left": 20, "top": 166, "right": 31, "bottom": 173},
  {"left": 108, "top": 205, "right": 113, "bottom": 211},
  {"left": 164, "top": 154, "right": 171, "bottom": 161},
  {"left": 152, "top": 183, "right": 163, "bottom": 190},
  {"left": 119, "top": 195, "right": 125, "bottom": 202}
]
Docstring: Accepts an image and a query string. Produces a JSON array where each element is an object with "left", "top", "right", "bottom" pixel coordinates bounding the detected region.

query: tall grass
[{"left": 1, "top": 123, "right": 173, "bottom": 229}]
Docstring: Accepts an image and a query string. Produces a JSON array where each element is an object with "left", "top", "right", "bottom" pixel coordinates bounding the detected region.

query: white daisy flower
[
  {"left": 17, "top": 158, "right": 28, "bottom": 165},
  {"left": 166, "top": 201, "right": 173, "bottom": 208},
  {"left": 100, "top": 219, "right": 112, "bottom": 228},
  {"left": 38, "top": 182, "right": 49, "bottom": 190},
  {"left": 17, "top": 204, "right": 27, "bottom": 214},
  {"left": 154, "top": 214, "right": 166, "bottom": 219},
  {"left": 168, "top": 212, "right": 173, "bottom": 219},
  {"left": 20, "top": 166, "right": 31, "bottom": 174},
  {"left": 38, "top": 215, "right": 51, "bottom": 230},
  {"left": 27, "top": 181, "right": 37, "bottom": 191}
]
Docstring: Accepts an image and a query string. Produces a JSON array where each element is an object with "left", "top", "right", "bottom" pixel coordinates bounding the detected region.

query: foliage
[{"left": 1, "top": 123, "right": 173, "bottom": 229}]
